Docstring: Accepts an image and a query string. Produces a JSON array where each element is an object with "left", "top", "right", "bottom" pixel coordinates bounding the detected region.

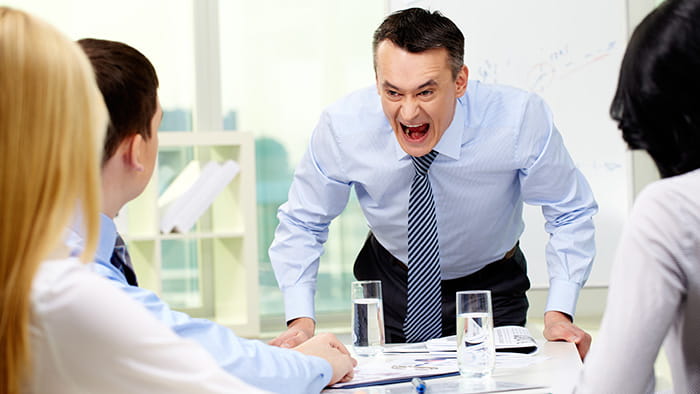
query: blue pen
[{"left": 411, "top": 377, "right": 426, "bottom": 393}]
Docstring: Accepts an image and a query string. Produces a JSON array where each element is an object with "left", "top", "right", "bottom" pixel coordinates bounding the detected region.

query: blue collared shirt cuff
[
  {"left": 282, "top": 285, "right": 316, "bottom": 322},
  {"left": 545, "top": 278, "right": 581, "bottom": 317},
  {"left": 308, "top": 355, "right": 333, "bottom": 388}
]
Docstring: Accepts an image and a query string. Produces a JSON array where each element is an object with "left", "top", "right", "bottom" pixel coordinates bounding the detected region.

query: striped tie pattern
[
  {"left": 404, "top": 150, "right": 442, "bottom": 342},
  {"left": 111, "top": 234, "right": 139, "bottom": 286}
]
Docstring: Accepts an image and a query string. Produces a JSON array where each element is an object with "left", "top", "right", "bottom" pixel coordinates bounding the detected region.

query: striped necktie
[
  {"left": 111, "top": 234, "right": 138, "bottom": 286},
  {"left": 404, "top": 150, "right": 442, "bottom": 342}
]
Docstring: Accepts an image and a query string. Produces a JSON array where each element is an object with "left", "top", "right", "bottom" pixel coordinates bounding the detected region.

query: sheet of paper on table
[
  {"left": 425, "top": 326, "right": 539, "bottom": 354},
  {"left": 328, "top": 353, "right": 458, "bottom": 389},
  {"left": 329, "top": 343, "right": 549, "bottom": 390}
]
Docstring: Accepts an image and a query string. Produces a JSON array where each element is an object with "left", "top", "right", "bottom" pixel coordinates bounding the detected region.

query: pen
[{"left": 411, "top": 377, "right": 426, "bottom": 393}]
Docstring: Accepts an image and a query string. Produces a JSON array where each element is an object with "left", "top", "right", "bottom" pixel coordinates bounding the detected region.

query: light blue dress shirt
[
  {"left": 87, "top": 214, "right": 332, "bottom": 394},
  {"left": 270, "top": 81, "right": 598, "bottom": 322}
]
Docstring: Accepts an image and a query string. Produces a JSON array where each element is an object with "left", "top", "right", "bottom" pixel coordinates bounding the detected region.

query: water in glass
[
  {"left": 456, "top": 311, "right": 495, "bottom": 378},
  {"left": 352, "top": 297, "right": 385, "bottom": 356}
]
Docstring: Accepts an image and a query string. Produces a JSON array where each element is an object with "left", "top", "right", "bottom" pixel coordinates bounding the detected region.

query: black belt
[{"left": 395, "top": 242, "right": 519, "bottom": 271}]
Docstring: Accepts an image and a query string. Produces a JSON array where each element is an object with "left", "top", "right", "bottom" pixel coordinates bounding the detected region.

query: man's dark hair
[
  {"left": 372, "top": 8, "right": 464, "bottom": 79},
  {"left": 78, "top": 38, "right": 159, "bottom": 164},
  {"left": 610, "top": 0, "right": 700, "bottom": 178}
]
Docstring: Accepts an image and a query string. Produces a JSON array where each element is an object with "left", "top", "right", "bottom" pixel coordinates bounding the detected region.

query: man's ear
[
  {"left": 455, "top": 65, "right": 469, "bottom": 98},
  {"left": 122, "top": 134, "right": 145, "bottom": 172}
]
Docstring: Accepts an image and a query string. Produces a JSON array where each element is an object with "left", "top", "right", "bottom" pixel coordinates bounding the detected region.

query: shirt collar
[
  {"left": 65, "top": 212, "right": 118, "bottom": 259},
  {"left": 392, "top": 98, "right": 465, "bottom": 161},
  {"left": 95, "top": 213, "right": 118, "bottom": 265}
]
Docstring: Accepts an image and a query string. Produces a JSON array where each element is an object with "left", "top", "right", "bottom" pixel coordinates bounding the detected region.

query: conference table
[{"left": 323, "top": 340, "right": 582, "bottom": 393}]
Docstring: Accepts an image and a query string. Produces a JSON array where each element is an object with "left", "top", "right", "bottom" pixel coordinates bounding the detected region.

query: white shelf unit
[{"left": 119, "top": 131, "right": 260, "bottom": 337}]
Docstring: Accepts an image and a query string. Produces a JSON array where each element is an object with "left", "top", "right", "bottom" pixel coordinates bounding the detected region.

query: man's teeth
[{"left": 403, "top": 123, "right": 424, "bottom": 134}]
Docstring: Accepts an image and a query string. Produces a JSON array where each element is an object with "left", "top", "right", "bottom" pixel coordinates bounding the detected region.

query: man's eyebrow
[
  {"left": 381, "top": 79, "right": 438, "bottom": 91},
  {"left": 382, "top": 80, "right": 401, "bottom": 91},
  {"left": 416, "top": 80, "right": 438, "bottom": 90}
]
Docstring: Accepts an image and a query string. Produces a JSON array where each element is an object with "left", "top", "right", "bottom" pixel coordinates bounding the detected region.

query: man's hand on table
[
  {"left": 268, "top": 317, "right": 315, "bottom": 348},
  {"left": 543, "top": 310, "right": 592, "bottom": 360},
  {"left": 294, "top": 333, "right": 357, "bottom": 385},
  {"left": 269, "top": 317, "right": 356, "bottom": 385}
]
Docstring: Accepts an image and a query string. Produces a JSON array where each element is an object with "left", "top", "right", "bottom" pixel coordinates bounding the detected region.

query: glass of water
[
  {"left": 351, "top": 280, "right": 385, "bottom": 356},
  {"left": 456, "top": 290, "right": 495, "bottom": 378}
]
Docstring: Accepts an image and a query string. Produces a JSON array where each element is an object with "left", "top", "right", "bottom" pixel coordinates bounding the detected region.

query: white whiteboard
[{"left": 388, "top": 0, "right": 631, "bottom": 287}]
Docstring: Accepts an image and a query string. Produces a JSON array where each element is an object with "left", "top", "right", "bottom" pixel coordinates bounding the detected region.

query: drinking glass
[
  {"left": 351, "top": 280, "right": 385, "bottom": 356},
  {"left": 456, "top": 290, "right": 495, "bottom": 378}
]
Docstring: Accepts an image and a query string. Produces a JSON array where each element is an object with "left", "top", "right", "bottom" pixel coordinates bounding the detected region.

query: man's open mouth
[{"left": 401, "top": 123, "right": 429, "bottom": 140}]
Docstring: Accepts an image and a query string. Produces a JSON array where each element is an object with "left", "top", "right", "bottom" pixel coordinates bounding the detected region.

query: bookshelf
[{"left": 116, "top": 131, "right": 260, "bottom": 337}]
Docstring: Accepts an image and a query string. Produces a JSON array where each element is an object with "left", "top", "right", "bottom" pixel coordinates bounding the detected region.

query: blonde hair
[{"left": 0, "top": 7, "right": 107, "bottom": 393}]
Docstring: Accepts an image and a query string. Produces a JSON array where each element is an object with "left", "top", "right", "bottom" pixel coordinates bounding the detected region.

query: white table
[{"left": 323, "top": 341, "right": 582, "bottom": 393}]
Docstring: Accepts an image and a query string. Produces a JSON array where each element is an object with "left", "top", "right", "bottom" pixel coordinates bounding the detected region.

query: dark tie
[
  {"left": 404, "top": 150, "right": 442, "bottom": 342},
  {"left": 111, "top": 234, "right": 138, "bottom": 286}
]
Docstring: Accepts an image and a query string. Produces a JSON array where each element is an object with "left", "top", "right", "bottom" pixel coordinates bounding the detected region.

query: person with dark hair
[
  {"left": 269, "top": 8, "right": 597, "bottom": 358},
  {"left": 79, "top": 38, "right": 160, "bottom": 167},
  {"left": 70, "top": 38, "right": 355, "bottom": 393},
  {"left": 576, "top": 0, "right": 700, "bottom": 392}
]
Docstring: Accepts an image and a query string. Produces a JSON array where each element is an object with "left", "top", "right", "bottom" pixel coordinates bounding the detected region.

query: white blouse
[
  {"left": 576, "top": 169, "right": 700, "bottom": 393},
  {"left": 27, "top": 257, "right": 267, "bottom": 393}
]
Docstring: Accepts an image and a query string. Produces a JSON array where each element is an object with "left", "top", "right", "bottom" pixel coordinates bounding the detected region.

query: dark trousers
[{"left": 354, "top": 233, "right": 530, "bottom": 343}]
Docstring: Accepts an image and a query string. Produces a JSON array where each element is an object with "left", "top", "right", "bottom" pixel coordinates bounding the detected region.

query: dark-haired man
[
  {"left": 269, "top": 8, "right": 597, "bottom": 359},
  {"left": 71, "top": 38, "right": 354, "bottom": 393}
]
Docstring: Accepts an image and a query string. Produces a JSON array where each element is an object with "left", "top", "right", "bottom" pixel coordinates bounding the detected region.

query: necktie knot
[{"left": 411, "top": 150, "right": 438, "bottom": 176}]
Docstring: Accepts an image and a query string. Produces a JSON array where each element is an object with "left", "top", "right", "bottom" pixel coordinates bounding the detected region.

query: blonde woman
[{"left": 0, "top": 7, "right": 264, "bottom": 393}]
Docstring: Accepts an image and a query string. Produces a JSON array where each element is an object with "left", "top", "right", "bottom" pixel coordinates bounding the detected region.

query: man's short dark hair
[
  {"left": 372, "top": 8, "right": 464, "bottom": 79},
  {"left": 78, "top": 38, "right": 159, "bottom": 164},
  {"left": 610, "top": 0, "right": 700, "bottom": 178}
]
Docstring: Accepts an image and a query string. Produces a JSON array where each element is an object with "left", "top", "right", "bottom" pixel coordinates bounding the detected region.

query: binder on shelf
[
  {"left": 158, "top": 160, "right": 202, "bottom": 209},
  {"left": 159, "top": 160, "right": 240, "bottom": 234}
]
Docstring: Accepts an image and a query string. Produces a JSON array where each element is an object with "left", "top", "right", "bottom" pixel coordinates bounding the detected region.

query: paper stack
[
  {"left": 159, "top": 160, "right": 240, "bottom": 234},
  {"left": 426, "top": 326, "right": 538, "bottom": 354}
]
